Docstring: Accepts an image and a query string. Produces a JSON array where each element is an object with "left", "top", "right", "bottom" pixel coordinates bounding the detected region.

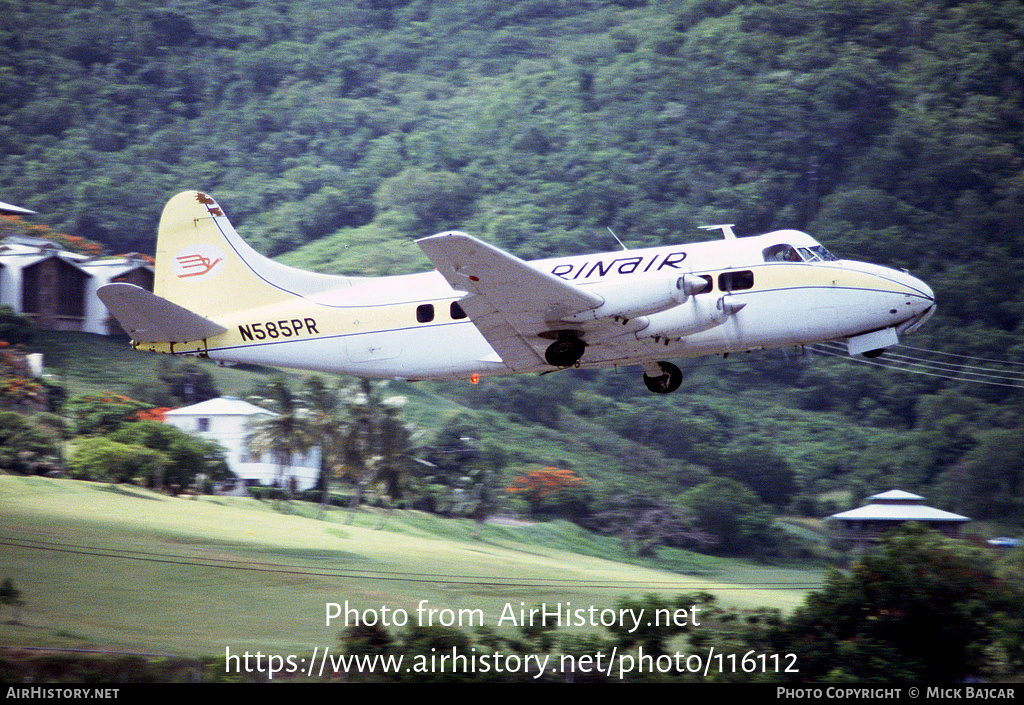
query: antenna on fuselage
[
  {"left": 607, "top": 227, "right": 628, "bottom": 251},
  {"left": 699, "top": 224, "right": 736, "bottom": 240}
]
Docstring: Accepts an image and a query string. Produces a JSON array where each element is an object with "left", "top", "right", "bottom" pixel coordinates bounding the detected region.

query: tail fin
[{"left": 154, "top": 191, "right": 355, "bottom": 319}]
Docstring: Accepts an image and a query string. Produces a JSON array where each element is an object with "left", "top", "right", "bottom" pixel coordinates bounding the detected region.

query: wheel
[
  {"left": 545, "top": 336, "right": 586, "bottom": 367},
  {"left": 642, "top": 360, "right": 682, "bottom": 394},
  {"left": 862, "top": 348, "right": 886, "bottom": 359}
]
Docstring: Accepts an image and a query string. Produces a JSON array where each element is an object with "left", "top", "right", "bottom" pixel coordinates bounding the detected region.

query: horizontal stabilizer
[{"left": 97, "top": 283, "right": 228, "bottom": 343}]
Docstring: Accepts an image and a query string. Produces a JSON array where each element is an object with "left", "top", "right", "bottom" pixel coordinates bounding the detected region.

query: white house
[
  {"left": 0, "top": 235, "right": 153, "bottom": 335},
  {"left": 78, "top": 254, "right": 155, "bottom": 335},
  {"left": 164, "top": 396, "right": 321, "bottom": 492}
]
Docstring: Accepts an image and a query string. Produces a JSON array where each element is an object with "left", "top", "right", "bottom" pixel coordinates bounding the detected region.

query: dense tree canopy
[
  {"left": 4, "top": 0, "right": 1022, "bottom": 277},
  {"left": 765, "top": 525, "right": 1024, "bottom": 682},
  {"left": 2, "top": 0, "right": 1023, "bottom": 525}
]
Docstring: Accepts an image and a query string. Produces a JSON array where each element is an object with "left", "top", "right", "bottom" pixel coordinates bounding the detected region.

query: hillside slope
[{"left": 0, "top": 475, "right": 820, "bottom": 656}]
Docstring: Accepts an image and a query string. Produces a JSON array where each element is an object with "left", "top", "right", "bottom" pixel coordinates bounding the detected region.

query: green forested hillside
[{"left": 1, "top": 0, "right": 1023, "bottom": 528}]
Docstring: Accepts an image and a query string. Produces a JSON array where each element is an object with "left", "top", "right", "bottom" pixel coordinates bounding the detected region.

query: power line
[
  {"left": 808, "top": 342, "right": 1024, "bottom": 389},
  {"left": 897, "top": 343, "right": 1024, "bottom": 368}
]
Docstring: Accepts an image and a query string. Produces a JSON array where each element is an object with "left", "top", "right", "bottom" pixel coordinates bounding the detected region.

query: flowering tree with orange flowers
[
  {"left": 135, "top": 407, "right": 173, "bottom": 423},
  {"left": 66, "top": 392, "right": 151, "bottom": 435},
  {"left": 0, "top": 215, "right": 104, "bottom": 257},
  {"left": 505, "top": 466, "right": 589, "bottom": 518},
  {"left": 0, "top": 339, "right": 46, "bottom": 410}
]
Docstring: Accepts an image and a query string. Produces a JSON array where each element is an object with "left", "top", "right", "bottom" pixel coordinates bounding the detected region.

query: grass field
[{"left": 0, "top": 475, "right": 822, "bottom": 658}]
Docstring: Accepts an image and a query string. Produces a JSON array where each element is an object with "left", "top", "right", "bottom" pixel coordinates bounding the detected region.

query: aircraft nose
[
  {"left": 882, "top": 266, "right": 933, "bottom": 304},
  {"left": 914, "top": 274, "right": 934, "bottom": 304},
  {"left": 911, "top": 274, "right": 934, "bottom": 313},
  {"left": 898, "top": 271, "right": 936, "bottom": 334},
  {"left": 896, "top": 269, "right": 934, "bottom": 303}
]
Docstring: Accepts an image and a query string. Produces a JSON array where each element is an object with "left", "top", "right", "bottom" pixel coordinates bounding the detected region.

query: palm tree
[
  {"left": 339, "top": 378, "right": 380, "bottom": 520},
  {"left": 338, "top": 379, "right": 417, "bottom": 526},
  {"left": 249, "top": 376, "right": 313, "bottom": 509},
  {"left": 302, "top": 375, "right": 346, "bottom": 519},
  {"left": 370, "top": 397, "right": 417, "bottom": 528}
]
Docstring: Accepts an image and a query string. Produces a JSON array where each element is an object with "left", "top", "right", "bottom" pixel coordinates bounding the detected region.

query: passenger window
[
  {"left": 450, "top": 301, "right": 467, "bottom": 319},
  {"left": 762, "top": 244, "right": 801, "bottom": 262},
  {"left": 718, "top": 270, "right": 754, "bottom": 291},
  {"left": 416, "top": 304, "right": 435, "bottom": 323}
]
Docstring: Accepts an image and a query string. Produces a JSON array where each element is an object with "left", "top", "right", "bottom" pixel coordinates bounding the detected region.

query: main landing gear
[
  {"left": 541, "top": 332, "right": 682, "bottom": 395},
  {"left": 544, "top": 331, "right": 586, "bottom": 367},
  {"left": 642, "top": 360, "right": 683, "bottom": 394}
]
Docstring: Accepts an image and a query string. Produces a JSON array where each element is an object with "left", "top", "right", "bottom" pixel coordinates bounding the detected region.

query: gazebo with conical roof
[{"left": 828, "top": 489, "right": 970, "bottom": 549}]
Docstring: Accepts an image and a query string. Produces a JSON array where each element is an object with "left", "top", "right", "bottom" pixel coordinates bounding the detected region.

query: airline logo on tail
[{"left": 174, "top": 245, "right": 225, "bottom": 280}]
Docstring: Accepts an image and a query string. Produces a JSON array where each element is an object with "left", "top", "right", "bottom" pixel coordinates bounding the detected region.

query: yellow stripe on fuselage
[{"left": 696, "top": 262, "right": 920, "bottom": 297}]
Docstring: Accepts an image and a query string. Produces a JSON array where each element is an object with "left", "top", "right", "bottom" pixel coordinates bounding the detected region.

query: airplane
[{"left": 98, "top": 191, "right": 935, "bottom": 394}]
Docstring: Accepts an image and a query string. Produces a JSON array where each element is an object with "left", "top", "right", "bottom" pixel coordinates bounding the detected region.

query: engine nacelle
[
  {"left": 635, "top": 298, "right": 728, "bottom": 340},
  {"left": 560, "top": 274, "right": 709, "bottom": 323}
]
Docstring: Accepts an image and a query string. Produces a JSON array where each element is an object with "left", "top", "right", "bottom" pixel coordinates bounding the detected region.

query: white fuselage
[{"left": 177, "top": 229, "right": 934, "bottom": 380}]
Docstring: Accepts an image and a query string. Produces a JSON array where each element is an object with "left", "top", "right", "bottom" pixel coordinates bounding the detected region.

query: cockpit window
[
  {"left": 808, "top": 245, "right": 838, "bottom": 261},
  {"left": 764, "top": 243, "right": 839, "bottom": 263},
  {"left": 796, "top": 245, "right": 839, "bottom": 262},
  {"left": 762, "top": 244, "right": 802, "bottom": 262}
]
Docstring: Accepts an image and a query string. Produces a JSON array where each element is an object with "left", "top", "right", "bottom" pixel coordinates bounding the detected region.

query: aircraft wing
[
  {"left": 97, "top": 283, "right": 228, "bottom": 343},
  {"left": 416, "top": 232, "right": 602, "bottom": 371}
]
